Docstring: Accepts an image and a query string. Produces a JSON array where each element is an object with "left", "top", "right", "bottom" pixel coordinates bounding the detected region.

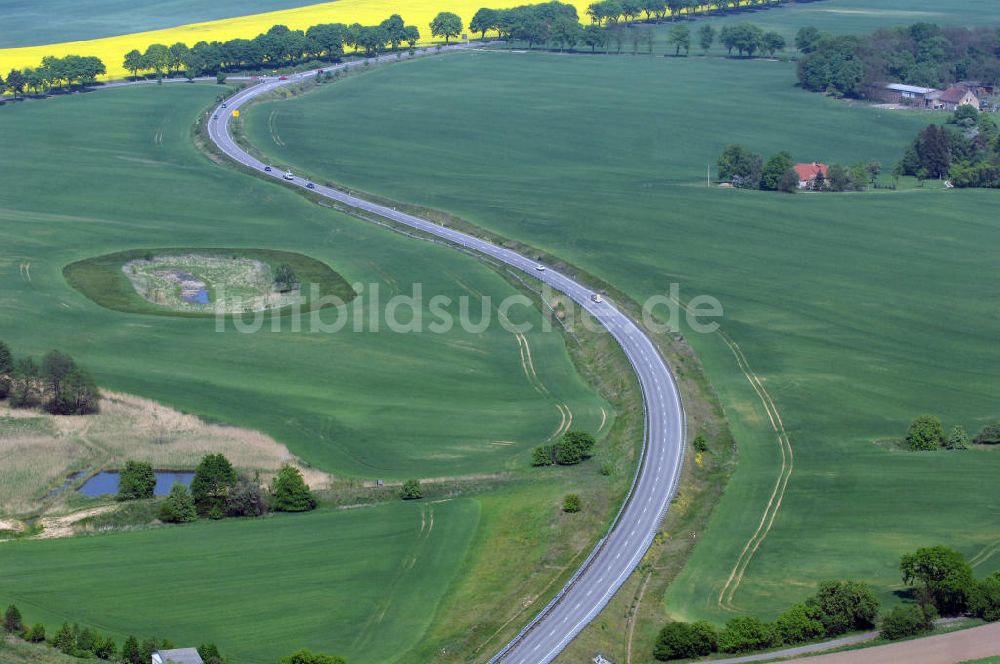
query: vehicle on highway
[
  {"left": 283, "top": 171, "right": 294, "bottom": 181},
  {"left": 264, "top": 165, "right": 272, "bottom": 172},
  {"left": 279, "top": 75, "right": 289, "bottom": 81},
  {"left": 212, "top": 114, "right": 217, "bottom": 119},
  {"left": 306, "top": 182, "right": 315, "bottom": 189},
  {"left": 221, "top": 102, "right": 227, "bottom": 108},
  {"left": 591, "top": 294, "right": 603, "bottom": 303},
  {"left": 535, "top": 265, "right": 546, "bottom": 271}
]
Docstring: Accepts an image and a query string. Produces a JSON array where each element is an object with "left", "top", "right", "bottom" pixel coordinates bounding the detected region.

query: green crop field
[
  {"left": 242, "top": 49, "right": 1000, "bottom": 626},
  {"left": 0, "top": 83, "right": 607, "bottom": 480},
  {"left": 0, "top": 501, "right": 477, "bottom": 663},
  {"left": 0, "top": 80, "right": 624, "bottom": 662},
  {"left": 0, "top": 0, "right": 325, "bottom": 48},
  {"left": 698, "top": 0, "right": 1000, "bottom": 45}
]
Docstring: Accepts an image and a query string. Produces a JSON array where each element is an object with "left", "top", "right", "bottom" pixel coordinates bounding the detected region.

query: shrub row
[{"left": 531, "top": 430, "right": 597, "bottom": 466}]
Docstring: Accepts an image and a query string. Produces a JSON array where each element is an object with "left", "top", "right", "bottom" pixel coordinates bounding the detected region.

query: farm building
[
  {"left": 151, "top": 649, "right": 204, "bottom": 664},
  {"left": 794, "top": 162, "right": 829, "bottom": 189},
  {"left": 870, "top": 83, "right": 940, "bottom": 106},
  {"left": 927, "top": 85, "right": 981, "bottom": 111}
]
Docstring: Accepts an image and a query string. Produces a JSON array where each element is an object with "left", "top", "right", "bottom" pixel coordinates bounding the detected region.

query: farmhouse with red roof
[
  {"left": 926, "top": 85, "right": 981, "bottom": 111},
  {"left": 794, "top": 162, "right": 829, "bottom": 189}
]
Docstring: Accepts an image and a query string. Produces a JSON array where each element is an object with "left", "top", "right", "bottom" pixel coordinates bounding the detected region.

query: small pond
[
  {"left": 181, "top": 288, "right": 210, "bottom": 305},
  {"left": 78, "top": 471, "right": 194, "bottom": 497}
]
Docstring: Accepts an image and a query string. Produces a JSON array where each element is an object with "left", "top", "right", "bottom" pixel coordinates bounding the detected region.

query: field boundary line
[
  {"left": 664, "top": 293, "right": 794, "bottom": 612},
  {"left": 715, "top": 331, "right": 794, "bottom": 611}
]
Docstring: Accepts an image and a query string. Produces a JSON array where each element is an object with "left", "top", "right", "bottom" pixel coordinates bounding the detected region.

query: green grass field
[
  {"left": 0, "top": 84, "right": 607, "bottom": 480},
  {"left": 242, "top": 50, "right": 1000, "bottom": 627},
  {"left": 0, "top": 501, "right": 478, "bottom": 663},
  {"left": 0, "top": 0, "right": 327, "bottom": 48}
]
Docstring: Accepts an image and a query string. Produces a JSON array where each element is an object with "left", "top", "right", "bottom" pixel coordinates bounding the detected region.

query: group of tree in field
[
  {"left": 1, "top": 55, "right": 107, "bottom": 98},
  {"left": 115, "top": 454, "right": 316, "bottom": 522},
  {"left": 904, "top": 414, "right": 998, "bottom": 451},
  {"left": 796, "top": 22, "right": 1000, "bottom": 98},
  {"left": 4, "top": 604, "right": 226, "bottom": 663},
  {"left": 654, "top": 544, "right": 1000, "bottom": 660},
  {"left": 895, "top": 105, "right": 1000, "bottom": 188},
  {"left": 531, "top": 430, "right": 598, "bottom": 466},
  {"left": 716, "top": 145, "right": 880, "bottom": 192},
  {"left": 0, "top": 341, "right": 100, "bottom": 415}
]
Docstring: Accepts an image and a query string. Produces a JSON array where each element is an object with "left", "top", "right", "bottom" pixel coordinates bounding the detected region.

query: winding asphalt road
[{"left": 206, "top": 47, "right": 685, "bottom": 664}]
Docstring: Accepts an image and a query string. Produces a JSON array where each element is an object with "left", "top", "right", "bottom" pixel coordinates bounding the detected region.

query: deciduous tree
[
  {"left": 471, "top": 8, "right": 499, "bottom": 39},
  {"left": 123, "top": 49, "right": 146, "bottom": 80},
  {"left": 5, "top": 69, "right": 26, "bottom": 98},
  {"left": 400, "top": 478, "right": 423, "bottom": 500},
  {"left": 761, "top": 151, "right": 795, "bottom": 191},
  {"left": 668, "top": 24, "right": 691, "bottom": 55},
  {"left": 698, "top": 24, "right": 715, "bottom": 53},
  {"left": 806, "top": 580, "right": 879, "bottom": 635},
  {"left": 191, "top": 453, "right": 237, "bottom": 517},
  {"left": 906, "top": 415, "right": 944, "bottom": 450},
  {"left": 430, "top": 12, "right": 463, "bottom": 44},
  {"left": 901, "top": 545, "right": 977, "bottom": 615}
]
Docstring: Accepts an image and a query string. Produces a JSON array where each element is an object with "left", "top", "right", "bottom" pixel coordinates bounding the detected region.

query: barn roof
[{"left": 794, "top": 162, "right": 828, "bottom": 181}]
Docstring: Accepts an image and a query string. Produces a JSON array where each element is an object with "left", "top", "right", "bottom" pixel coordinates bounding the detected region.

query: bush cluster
[
  {"left": 531, "top": 430, "right": 597, "bottom": 467},
  {"left": 112, "top": 453, "right": 316, "bottom": 522},
  {"left": 0, "top": 341, "right": 100, "bottom": 415},
  {"left": 904, "top": 414, "right": 996, "bottom": 451}
]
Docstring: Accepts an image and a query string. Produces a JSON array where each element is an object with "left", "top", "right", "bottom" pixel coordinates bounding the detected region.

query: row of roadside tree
[{"left": 1, "top": 0, "right": 797, "bottom": 97}]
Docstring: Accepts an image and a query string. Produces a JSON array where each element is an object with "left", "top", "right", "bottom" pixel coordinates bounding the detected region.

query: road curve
[{"left": 206, "top": 47, "right": 685, "bottom": 664}]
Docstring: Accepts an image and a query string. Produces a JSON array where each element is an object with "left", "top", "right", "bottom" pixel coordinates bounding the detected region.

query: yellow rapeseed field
[{"left": 0, "top": 0, "right": 597, "bottom": 80}]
